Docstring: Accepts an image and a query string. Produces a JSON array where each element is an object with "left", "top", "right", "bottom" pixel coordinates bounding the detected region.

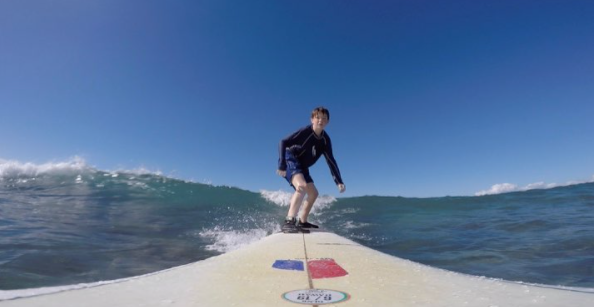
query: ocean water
[{"left": 1, "top": 158, "right": 593, "bottom": 296}]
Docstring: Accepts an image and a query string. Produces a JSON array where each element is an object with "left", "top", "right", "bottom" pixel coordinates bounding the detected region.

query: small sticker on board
[
  {"left": 308, "top": 259, "right": 348, "bottom": 278},
  {"left": 272, "top": 260, "right": 304, "bottom": 271},
  {"left": 282, "top": 288, "right": 350, "bottom": 305}
]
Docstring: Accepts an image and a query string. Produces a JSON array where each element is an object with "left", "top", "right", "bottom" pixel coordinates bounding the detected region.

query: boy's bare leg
[
  {"left": 299, "top": 183, "right": 318, "bottom": 223},
  {"left": 287, "top": 173, "right": 307, "bottom": 218}
]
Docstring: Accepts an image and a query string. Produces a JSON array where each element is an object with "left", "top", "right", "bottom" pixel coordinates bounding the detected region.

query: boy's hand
[
  {"left": 277, "top": 169, "right": 287, "bottom": 177},
  {"left": 338, "top": 184, "right": 346, "bottom": 193}
]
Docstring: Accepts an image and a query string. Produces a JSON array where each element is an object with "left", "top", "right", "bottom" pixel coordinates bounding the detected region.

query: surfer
[{"left": 277, "top": 107, "right": 346, "bottom": 233}]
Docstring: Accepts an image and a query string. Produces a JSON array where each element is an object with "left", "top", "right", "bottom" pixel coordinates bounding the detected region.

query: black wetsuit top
[{"left": 278, "top": 125, "right": 344, "bottom": 185}]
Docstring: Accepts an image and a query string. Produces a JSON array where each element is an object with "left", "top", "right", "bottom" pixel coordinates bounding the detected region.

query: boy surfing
[{"left": 277, "top": 107, "right": 346, "bottom": 233}]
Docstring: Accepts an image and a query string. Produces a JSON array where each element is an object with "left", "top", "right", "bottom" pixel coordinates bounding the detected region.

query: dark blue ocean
[{"left": 1, "top": 159, "right": 593, "bottom": 297}]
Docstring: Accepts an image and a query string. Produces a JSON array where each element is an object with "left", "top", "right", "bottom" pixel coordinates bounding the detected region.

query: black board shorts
[{"left": 284, "top": 149, "right": 313, "bottom": 188}]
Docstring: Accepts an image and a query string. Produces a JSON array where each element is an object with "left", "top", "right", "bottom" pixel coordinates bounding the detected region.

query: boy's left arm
[{"left": 323, "top": 136, "right": 344, "bottom": 190}]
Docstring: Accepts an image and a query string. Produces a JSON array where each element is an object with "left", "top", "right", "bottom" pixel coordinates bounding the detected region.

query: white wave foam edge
[
  {"left": 0, "top": 156, "right": 89, "bottom": 178},
  {"left": 198, "top": 225, "right": 280, "bottom": 253},
  {"left": 260, "top": 189, "right": 336, "bottom": 214},
  {"left": 475, "top": 175, "right": 594, "bottom": 196},
  {"left": 0, "top": 156, "right": 176, "bottom": 181}
]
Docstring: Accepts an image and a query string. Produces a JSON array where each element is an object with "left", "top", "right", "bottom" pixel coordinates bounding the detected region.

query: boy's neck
[{"left": 313, "top": 127, "right": 324, "bottom": 136}]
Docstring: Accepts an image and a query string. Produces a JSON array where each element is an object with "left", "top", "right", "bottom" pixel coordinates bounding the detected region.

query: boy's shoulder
[
  {"left": 302, "top": 124, "right": 314, "bottom": 132},
  {"left": 293, "top": 125, "right": 314, "bottom": 136}
]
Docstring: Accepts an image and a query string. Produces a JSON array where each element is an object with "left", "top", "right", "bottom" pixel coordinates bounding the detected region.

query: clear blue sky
[{"left": 1, "top": 0, "right": 593, "bottom": 197}]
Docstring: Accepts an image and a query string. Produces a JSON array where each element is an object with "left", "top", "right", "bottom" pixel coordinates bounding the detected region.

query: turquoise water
[{"left": 1, "top": 160, "right": 593, "bottom": 292}]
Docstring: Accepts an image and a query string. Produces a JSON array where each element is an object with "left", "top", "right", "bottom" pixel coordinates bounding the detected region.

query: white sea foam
[
  {"left": 260, "top": 189, "right": 293, "bottom": 207},
  {"left": 343, "top": 220, "right": 371, "bottom": 230},
  {"left": 475, "top": 175, "right": 594, "bottom": 196},
  {"left": 113, "top": 166, "right": 164, "bottom": 177},
  {"left": 199, "top": 190, "right": 339, "bottom": 254},
  {"left": 260, "top": 189, "right": 337, "bottom": 215},
  {"left": 475, "top": 183, "right": 519, "bottom": 196},
  {"left": 0, "top": 157, "right": 173, "bottom": 184},
  {"left": 0, "top": 156, "right": 89, "bottom": 179},
  {"left": 198, "top": 225, "right": 279, "bottom": 253}
]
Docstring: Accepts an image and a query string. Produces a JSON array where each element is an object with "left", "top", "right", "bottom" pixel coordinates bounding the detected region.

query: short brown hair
[{"left": 311, "top": 107, "right": 330, "bottom": 120}]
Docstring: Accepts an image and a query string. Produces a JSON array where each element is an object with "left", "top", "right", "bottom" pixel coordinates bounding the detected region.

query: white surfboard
[{"left": 1, "top": 231, "right": 593, "bottom": 306}]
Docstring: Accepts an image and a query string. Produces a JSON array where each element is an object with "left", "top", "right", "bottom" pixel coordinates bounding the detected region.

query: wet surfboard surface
[{"left": 1, "top": 231, "right": 593, "bottom": 306}]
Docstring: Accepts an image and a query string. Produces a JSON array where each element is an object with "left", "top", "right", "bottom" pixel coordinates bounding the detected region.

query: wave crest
[
  {"left": 198, "top": 225, "right": 279, "bottom": 253},
  {"left": 475, "top": 176, "right": 594, "bottom": 196},
  {"left": 0, "top": 156, "right": 89, "bottom": 179},
  {"left": 259, "top": 189, "right": 337, "bottom": 215}
]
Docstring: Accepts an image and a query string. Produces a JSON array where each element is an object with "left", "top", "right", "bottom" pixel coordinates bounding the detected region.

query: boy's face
[{"left": 311, "top": 113, "right": 329, "bottom": 131}]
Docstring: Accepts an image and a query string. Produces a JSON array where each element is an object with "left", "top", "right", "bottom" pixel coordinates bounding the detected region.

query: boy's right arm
[
  {"left": 278, "top": 126, "right": 306, "bottom": 171},
  {"left": 278, "top": 139, "right": 288, "bottom": 171}
]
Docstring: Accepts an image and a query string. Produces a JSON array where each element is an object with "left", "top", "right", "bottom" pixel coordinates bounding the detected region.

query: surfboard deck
[{"left": 1, "top": 231, "right": 592, "bottom": 306}]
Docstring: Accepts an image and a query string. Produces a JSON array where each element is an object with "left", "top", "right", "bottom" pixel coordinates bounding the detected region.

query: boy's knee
[{"left": 295, "top": 183, "right": 306, "bottom": 193}]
